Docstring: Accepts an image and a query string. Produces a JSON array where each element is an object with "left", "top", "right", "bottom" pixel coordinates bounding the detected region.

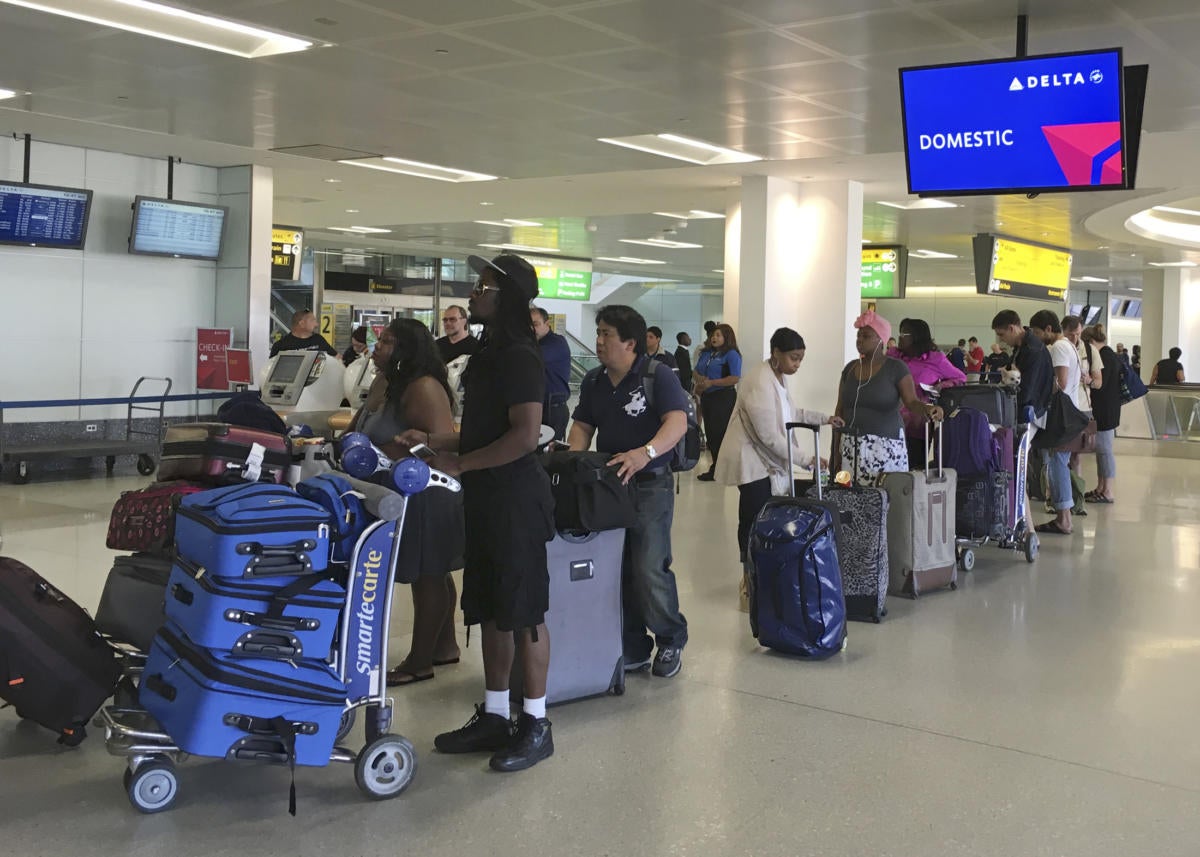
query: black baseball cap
[{"left": 467, "top": 253, "right": 539, "bottom": 301}]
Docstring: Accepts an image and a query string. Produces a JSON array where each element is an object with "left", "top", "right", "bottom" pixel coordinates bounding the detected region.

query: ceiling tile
[
  {"left": 773, "top": 116, "right": 868, "bottom": 140},
  {"left": 690, "top": 30, "right": 828, "bottom": 71},
  {"left": 786, "top": 10, "right": 965, "bottom": 58},
  {"left": 357, "top": 0, "right": 535, "bottom": 27},
  {"left": 565, "top": 47, "right": 696, "bottom": 86},
  {"left": 229, "top": 0, "right": 423, "bottom": 42},
  {"left": 457, "top": 14, "right": 636, "bottom": 55},
  {"left": 356, "top": 31, "right": 525, "bottom": 69},
  {"left": 563, "top": 86, "right": 679, "bottom": 115},
  {"left": 707, "top": 0, "right": 902, "bottom": 28},
  {"left": 395, "top": 74, "right": 518, "bottom": 105},
  {"left": 729, "top": 97, "right": 843, "bottom": 124},
  {"left": 456, "top": 62, "right": 611, "bottom": 95},
  {"left": 739, "top": 61, "right": 871, "bottom": 96},
  {"left": 566, "top": 0, "right": 758, "bottom": 42}
]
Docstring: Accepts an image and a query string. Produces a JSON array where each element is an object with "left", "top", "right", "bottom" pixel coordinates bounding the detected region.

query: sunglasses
[{"left": 471, "top": 278, "right": 502, "bottom": 297}]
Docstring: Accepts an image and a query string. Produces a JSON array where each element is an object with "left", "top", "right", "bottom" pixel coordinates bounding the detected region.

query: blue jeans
[
  {"left": 623, "top": 469, "right": 688, "bottom": 660},
  {"left": 1046, "top": 450, "right": 1073, "bottom": 512},
  {"left": 1095, "top": 429, "right": 1116, "bottom": 479}
]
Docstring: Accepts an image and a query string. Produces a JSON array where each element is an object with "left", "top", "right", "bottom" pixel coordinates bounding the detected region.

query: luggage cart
[
  {"left": 955, "top": 418, "right": 1039, "bottom": 571},
  {"left": 98, "top": 461, "right": 462, "bottom": 814},
  {"left": 1, "top": 377, "right": 171, "bottom": 483}
]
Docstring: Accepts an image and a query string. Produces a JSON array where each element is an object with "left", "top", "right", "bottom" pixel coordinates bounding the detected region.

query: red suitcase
[
  {"left": 106, "top": 481, "right": 205, "bottom": 553},
  {"left": 157, "top": 423, "right": 291, "bottom": 485}
]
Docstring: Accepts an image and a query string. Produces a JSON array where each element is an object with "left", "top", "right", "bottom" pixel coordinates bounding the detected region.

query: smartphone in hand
[{"left": 408, "top": 443, "right": 437, "bottom": 461}]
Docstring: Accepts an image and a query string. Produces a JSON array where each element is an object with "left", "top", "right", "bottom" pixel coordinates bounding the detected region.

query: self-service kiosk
[
  {"left": 259, "top": 350, "right": 347, "bottom": 428},
  {"left": 343, "top": 355, "right": 378, "bottom": 408}
]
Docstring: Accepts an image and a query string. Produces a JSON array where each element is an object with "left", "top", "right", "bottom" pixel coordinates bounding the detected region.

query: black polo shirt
[
  {"left": 437, "top": 334, "right": 482, "bottom": 365},
  {"left": 459, "top": 338, "right": 545, "bottom": 457},
  {"left": 573, "top": 356, "right": 689, "bottom": 470}
]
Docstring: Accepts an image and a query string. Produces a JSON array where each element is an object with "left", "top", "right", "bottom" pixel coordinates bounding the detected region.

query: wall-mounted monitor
[
  {"left": 1069, "top": 303, "right": 1084, "bottom": 317},
  {"left": 861, "top": 246, "right": 908, "bottom": 299},
  {"left": 129, "top": 196, "right": 227, "bottom": 260},
  {"left": 1125, "top": 299, "right": 1142, "bottom": 319},
  {"left": 1110, "top": 298, "right": 1122, "bottom": 316},
  {"left": 900, "top": 49, "right": 1137, "bottom": 196},
  {"left": 1081, "top": 304, "right": 1102, "bottom": 324},
  {"left": 0, "top": 181, "right": 93, "bottom": 249},
  {"left": 973, "top": 233, "right": 1072, "bottom": 302}
]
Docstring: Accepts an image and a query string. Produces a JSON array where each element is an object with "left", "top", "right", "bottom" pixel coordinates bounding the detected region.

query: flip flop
[
  {"left": 1086, "top": 495, "right": 1114, "bottom": 504},
  {"left": 432, "top": 656, "right": 460, "bottom": 666},
  {"left": 385, "top": 668, "right": 435, "bottom": 687},
  {"left": 1035, "top": 521, "right": 1072, "bottom": 535}
]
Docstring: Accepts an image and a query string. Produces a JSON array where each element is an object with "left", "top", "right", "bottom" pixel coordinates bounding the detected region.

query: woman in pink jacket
[{"left": 888, "top": 318, "right": 965, "bottom": 468}]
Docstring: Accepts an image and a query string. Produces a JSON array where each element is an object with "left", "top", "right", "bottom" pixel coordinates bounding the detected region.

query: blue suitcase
[
  {"left": 295, "top": 473, "right": 371, "bottom": 564},
  {"left": 748, "top": 423, "right": 847, "bottom": 659},
  {"left": 140, "top": 624, "right": 347, "bottom": 767},
  {"left": 175, "top": 484, "right": 333, "bottom": 579},
  {"left": 163, "top": 555, "right": 345, "bottom": 661}
]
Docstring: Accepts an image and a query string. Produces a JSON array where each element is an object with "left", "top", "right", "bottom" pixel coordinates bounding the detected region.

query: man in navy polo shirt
[{"left": 569, "top": 305, "right": 690, "bottom": 678}]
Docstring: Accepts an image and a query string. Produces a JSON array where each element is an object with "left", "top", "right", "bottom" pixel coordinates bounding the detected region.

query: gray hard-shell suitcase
[
  {"left": 94, "top": 553, "right": 172, "bottom": 652},
  {"left": 882, "top": 421, "right": 958, "bottom": 598},
  {"left": 806, "top": 431, "right": 889, "bottom": 623},
  {"left": 511, "top": 528, "right": 625, "bottom": 705}
]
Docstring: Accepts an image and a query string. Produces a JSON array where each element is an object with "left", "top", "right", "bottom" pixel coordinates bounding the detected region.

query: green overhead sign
[
  {"left": 534, "top": 265, "right": 591, "bottom": 301},
  {"left": 860, "top": 246, "right": 908, "bottom": 299}
]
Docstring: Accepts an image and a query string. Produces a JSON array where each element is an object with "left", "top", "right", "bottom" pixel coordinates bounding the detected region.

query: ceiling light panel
[
  {"left": 1148, "top": 261, "right": 1198, "bottom": 268},
  {"left": 909, "top": 249, "right": 958, "bottom": 259},
  {"left": 0, "top": 0, "right": 313, "bottom": 58},
  {"left": 652, "top": 210, "right": 726, "bottom": 220},
  {"left": 620, "top": 238, "right": 704, "bottom": 249},
  {"left": 596, "top": 256, "right": 667, "bottom": 265},
  {"left": 479, "top": 243, "right": 562, "bottom": 254},
  {"left": 328, "top": 226, "right": 392, "bottom": 234},
  {"left": 1151, "top": 206, "right": 1200, "bottom": 218},
  {"left": 877, "top": 199, "right": 959, "bottom": 210},
  {"left": 340, "top": 157, "right": 498, "bottom": 183},
  {"left": 598, "top": 134, "right": 762, "bottom": 165},
  {"left": 474, "top": 219, "right": 543, "bottom": 227},
  {"left": 0, "top": 88, "right": 17, "bottom": 100}
]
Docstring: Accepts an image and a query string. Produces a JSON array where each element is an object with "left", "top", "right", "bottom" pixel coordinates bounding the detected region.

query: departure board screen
[
  {"left": 973, "top": 233, "right": 1072, "bottom": 302},
  {"left": 0, "top": 182, "right": 93, "bottom": 249},
  {"left": 129, "top": 196, "right": 228, "bottom": 260}
]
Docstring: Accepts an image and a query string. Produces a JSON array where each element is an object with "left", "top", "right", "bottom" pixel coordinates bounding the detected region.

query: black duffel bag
[
  {"left": 1031, "top": 389, "right": 1090, "bottom": 451},
  {"left": 542, "top": 451, "right": 638, "bottom": 533}
]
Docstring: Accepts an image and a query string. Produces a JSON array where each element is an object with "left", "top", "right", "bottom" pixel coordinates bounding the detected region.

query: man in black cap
[{"left": 398, "top": 252, "right": 556, "bottom": 773}]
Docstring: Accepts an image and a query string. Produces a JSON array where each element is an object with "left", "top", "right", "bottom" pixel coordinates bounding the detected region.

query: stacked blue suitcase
[{"left": 139, "top": 482, "right": 353, "bottom": 767}]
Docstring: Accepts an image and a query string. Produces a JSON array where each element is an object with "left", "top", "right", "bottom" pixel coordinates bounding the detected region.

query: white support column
[
  {"left": 724, "top": 176, "right": 863, "bottom": 416},
  {"left": 216, "top": 164, "right": 274, "bottom": 381},
  {"left": 1140, "top": 269, "right": 1164, "bottom": 378},
  {"left": 1159, "top": 268, "right": 1200, "bottom": 380}
]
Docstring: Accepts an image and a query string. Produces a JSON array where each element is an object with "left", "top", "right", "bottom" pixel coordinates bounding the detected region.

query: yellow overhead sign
[{"left": 991, "top": 237, "right": 1071, "bottom": 291}]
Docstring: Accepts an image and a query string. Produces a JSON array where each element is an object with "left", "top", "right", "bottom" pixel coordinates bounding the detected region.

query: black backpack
[{"left": 641, "top": 361, "right": 700, "bottom": 472}]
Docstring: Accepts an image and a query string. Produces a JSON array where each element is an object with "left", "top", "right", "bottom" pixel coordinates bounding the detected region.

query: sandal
[
  {"left": 1086, "top": 495, "right": 1114, "bottom": 504},
  {"left": 432, "top": 656, "right": 460, "bottom": 666},
  {"left": 385, "top": 668, "right": 434, "bottom": 687},
  {"left": 1035, "top": 521, "right": 1072, "bottom": 536}
]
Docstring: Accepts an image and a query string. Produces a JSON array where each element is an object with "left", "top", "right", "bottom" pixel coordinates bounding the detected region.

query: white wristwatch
[{"left": 644, "top": 444, "right": 658, "bottom": 460}]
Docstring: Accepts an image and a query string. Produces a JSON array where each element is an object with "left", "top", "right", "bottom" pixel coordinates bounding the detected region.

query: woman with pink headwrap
[{"left": 831, "top": 310, "right": 944, "bottom": 484}]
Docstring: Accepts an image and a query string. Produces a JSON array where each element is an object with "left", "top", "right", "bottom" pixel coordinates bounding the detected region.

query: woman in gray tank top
[{"left": 349, "top": 318, "right": 465, "bottom": 686}]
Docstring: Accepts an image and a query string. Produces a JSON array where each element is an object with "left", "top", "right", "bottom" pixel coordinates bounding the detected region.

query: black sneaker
[
  {"left": 489, "top": 712, "right": 554, "bottom": 773},
  {"left": 434, "top": 704, "right": 514, "bottom": 754},
  {"left": 652, "top": 645, "right": 683, "bottom": 678}
]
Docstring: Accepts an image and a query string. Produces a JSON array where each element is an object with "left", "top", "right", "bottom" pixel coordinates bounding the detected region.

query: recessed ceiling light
[
  {"left": 862, "top": 239, "right": 873, "bottom": 244},
  {"left": 1148, "top": 261, "right": 1198, "bottom": 268},
  {"left": 324, "top": 178, "right": 342, "bottom": 183},
  {"left": 339, "top": 156, "right": 497, "bottom": 183},
  {"left": 328, "top": 226, "right": 391, "bottom": 234},
  {"left": 596, "top": 256, "right": 667, "bottom": 265},
  {"left": 878, "top": 199, "right": 959, "bottom": 210},
  {"left": 1071, "top": 276, "right": 1110, "bottom": 283},
  {"left": 620, "top": 238, "right": 704, "bottom": 249},
  {"left": 474, "top": 219, "right": 542, "bottom": 228},
  {"left": 479, "top": 202, "right": 495, "bottom": 206},
  {"left": 652, "top": 210, "right": 725, "bottom": 220},
  {"left": 0, "top": 0, "right": 314, "bottom": 57},
  {"left": 1130, "top": 287, "right": 1143, "bottom": 292},
  {"left": 909, "top": 249, "right": 958, "bottom": 259},
  {"left": 479, "top": 242, "right": 561, "bottom": 254},
  {"left": 1151, "top": 205, "right": 1200, "bottom": 217},
  {"left": 598, "top": 134, "right": 761, "bottom": 165},
  {"left": 0, "top": 88, "right": 17, "bottom": 100},
  {"left": 344, "top": 208, "right": 359, "bottom": 213},
  {"left": 712, "top": 268, "right": 725, "bottom": 274}
]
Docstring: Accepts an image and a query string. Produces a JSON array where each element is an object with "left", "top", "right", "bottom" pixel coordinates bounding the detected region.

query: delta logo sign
[{"left": 902, "top": 50, "right": 1125, "bottom": 193}]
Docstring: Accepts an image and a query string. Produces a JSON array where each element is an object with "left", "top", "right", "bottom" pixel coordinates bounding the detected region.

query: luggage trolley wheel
[
  {"left": 336, "top": 708, "right": 357, "bottom": 743},
  {"left": 136, "top": 454, "right": 157, "bottom": 476},
  {"left": 958, "top": 549, "right": 976, "bottom": 572},
  {"left": 355, "top": 734, "right": 417, "bottom": 801},
  {"left": 126, "top": 760, "right": 179, "bottom": 814},
  {"left": 1023, "top": 532, "right": 1039, "bottom": 564}
]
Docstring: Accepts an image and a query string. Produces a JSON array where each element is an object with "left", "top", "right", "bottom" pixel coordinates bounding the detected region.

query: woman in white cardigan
[{"left": 715, "top": 328, "right": 843, "bottom": 611}]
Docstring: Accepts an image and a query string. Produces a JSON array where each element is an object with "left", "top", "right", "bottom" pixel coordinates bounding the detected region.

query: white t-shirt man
[{"left": 1051, "top": 338, "right": 1087, "bottom": 414}]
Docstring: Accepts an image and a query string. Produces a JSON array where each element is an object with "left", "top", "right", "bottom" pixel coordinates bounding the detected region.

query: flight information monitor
[
  {"left": 129, "top": 196, "right": 228, "bottom": 260},
  {"left": 900, "top": 49, "right": 1126, "bottom": 195},
  {"left": 0, "top": 182, "right": 92, "bottom": 249},
  {"left": 973, "top": 234, "right": 1072, "bottom": 302}
]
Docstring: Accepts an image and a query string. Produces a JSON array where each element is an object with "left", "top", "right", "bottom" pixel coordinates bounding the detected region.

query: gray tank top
[{"left": 358, "top": 397, "right": 408, "bottom": 449}]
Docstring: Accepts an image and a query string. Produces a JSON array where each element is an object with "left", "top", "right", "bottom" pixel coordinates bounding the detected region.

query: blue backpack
[
  {"left": 941, "top": 406, "right": 998, "bottom": 478},
  {"left": 295, "top": 473, "right": 371, "bottom": 564}
]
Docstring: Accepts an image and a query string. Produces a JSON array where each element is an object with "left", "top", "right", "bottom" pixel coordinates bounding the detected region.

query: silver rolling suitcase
[{"left": 511, "top": 529, "right": 626, "bottom": 705}]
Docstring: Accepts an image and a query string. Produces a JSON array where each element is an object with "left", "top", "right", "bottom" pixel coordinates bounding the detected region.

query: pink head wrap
[{"left": 853, "top": 310, "right": 891, "bottom": 345}]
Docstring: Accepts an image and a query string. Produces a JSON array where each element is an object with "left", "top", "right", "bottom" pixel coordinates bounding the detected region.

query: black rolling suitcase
[
  {"left": 0, "top": 557, "right": 121, "bottom": 744},
  {"left": 95, "top": 553, "right": 173, "bottom": 653}
]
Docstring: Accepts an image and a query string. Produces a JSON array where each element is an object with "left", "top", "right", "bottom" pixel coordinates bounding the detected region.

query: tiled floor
[{"left": 2, "top": 449, "right": 1200, "bottom": 856}]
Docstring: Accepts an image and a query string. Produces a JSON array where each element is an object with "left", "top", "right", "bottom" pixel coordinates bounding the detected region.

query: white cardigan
[{"left": 714, "top": 360, "right": 828, "bottom": 487}]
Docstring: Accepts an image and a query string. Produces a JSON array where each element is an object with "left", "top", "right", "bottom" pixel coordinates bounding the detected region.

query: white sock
[
  {"left": 523, "top": 695, "right": 547, "bottom": 720},
  {"left": 484, "top": 689, "right": 510, "bottom": 719}
]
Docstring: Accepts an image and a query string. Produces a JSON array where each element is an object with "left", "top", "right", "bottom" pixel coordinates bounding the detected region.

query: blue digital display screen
[
  {"left": 0, "top": 182, "right": 92, "bottom": 249},
  {"left": 900, "top": 49, "right": 1125, "bottom": 195}
]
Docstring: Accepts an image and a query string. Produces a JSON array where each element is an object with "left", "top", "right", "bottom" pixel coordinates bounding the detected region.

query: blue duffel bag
[
  {"left": 295, "top": 473, "right": 372, "bottom": 564},
  {"left": 141, "top": 623, "right": 347, "bottom": 768},
  {"left": 163, "top": 555, "right": 345, "bottom": 662},
  {"left": 175, "top": 483, "right": 333, "bottom": 580},
  {"left": 749, "top": 495, "right": 848, "bottom": 659}
]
